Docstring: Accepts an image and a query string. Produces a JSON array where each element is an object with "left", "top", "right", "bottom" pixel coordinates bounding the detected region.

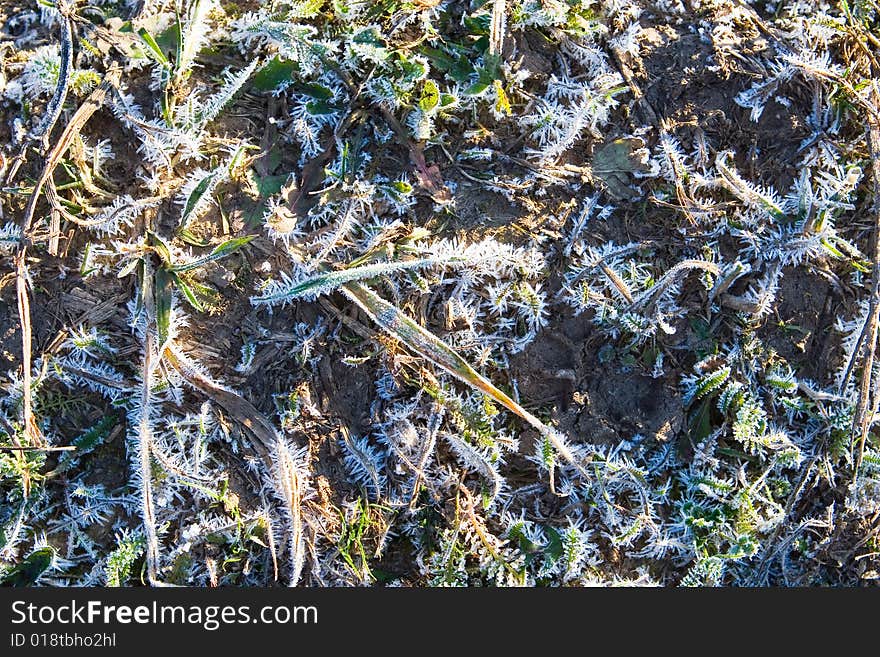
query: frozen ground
[{"left": 1, "top": 0, "right": 879, "bottom": 586}]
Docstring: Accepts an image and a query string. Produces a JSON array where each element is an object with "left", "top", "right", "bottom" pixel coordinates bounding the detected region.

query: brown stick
[
  {"left": 854, "top": 83, "right": 880, "bottom": 476},
  {"left": 138, "top": 257, "right": 162, "bottom": 586},
  {"left": 0, "top": 446, "right": 76, "bottom": 452},
  {"left": 20, "top": 65, "right": 122, "bottom": 237},
  {"left": 45, "top": 179, "right": 63, "bottom": 256},
  {"left": 12, "top": 65, "right": 122, "bottom": 449}
]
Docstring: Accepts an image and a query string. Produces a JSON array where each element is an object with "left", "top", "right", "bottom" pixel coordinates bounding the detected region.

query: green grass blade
[
  {"left": 137, "top": 27, "right": 171, "bottom": 68},
  {"left": 171, "top": 272, "right": 205, "bottom": 311},
  {"left": 171, "top": 235, "right": 254, "bottom": 272},
  {"left": 155, "top": 266, "right": 173, "bottom": 347},
  {"left": 252, "top": 257, "right": 455, "bottom": 304},
  {"left": 340, "top": 281, "right": 583, "bottom": 472}
]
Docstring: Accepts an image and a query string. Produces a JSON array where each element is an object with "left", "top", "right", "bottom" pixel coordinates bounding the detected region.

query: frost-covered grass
[{"left": 1, "top": 0, "right": 880, "bottom": 586}]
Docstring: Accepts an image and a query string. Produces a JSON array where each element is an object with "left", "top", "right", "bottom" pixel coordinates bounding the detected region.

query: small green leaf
[
  {"left": 463, "top": 54, "right": 503, "bottom": 96},
  {"left": 155, "top": 267, "right": 173, "bottom": 347},
  {"left": 352, "top": 26, "right": 386, "bottom": 48},
  {"left": 464, "top": 14, "right": 492, "bottom": 35},
  {"left": 1, "top": 547, "right": 54, "bottom": 586},
  {"left": 148, "top": 230, "right": 173, "bottom": 266},
  {"left": 688, "top": 398, "right": 714, "bottom": 443},
  {"left": 544, "top": 526, "right": 564, "bottom": 561},
  {"left": 395, "top": 53, "right": 427, "bottom": 84},
  {"left": 256, "top": 174, "right": 289, "bottom": 198},
  {"left": 171, "top": 273, "right": 205, "bottom": 312},
  {"left": 154, "top": 19, "right": 181, "bottom": 59},
  {"left": 439, "top": 93, "right": 457, "bottom": 108},
  {"left": 298, "top": 81, "right": 334, "bottom": 101},
  {"left": 137, "top": 28, "right": 171, "bottom": 68},
  {"left": 253, "top": 56, "right": 298, "bottom": 91},
  {"left": 171, "top": 236, "right": 254, "bottom": 273},
  {"left": 56, "top": 416, "right": 116, "bottom": 473},
  {"left": 420, "top": 79, "right": 440, "bottom": 113},
  {"left": 177, "top": 228, "right": 211, "bottom": 247},
  {"left": 180, "top": 173, "right": 217, "bottom": 229},
  {"left": 420, "top": 45, "right": 475, "bottom": 83},
  {"left": 305, "top": 99, "right": 336, "bottom": 115},
  {"left": 117, "top": 256, "right": 142, "bottom": 279}
]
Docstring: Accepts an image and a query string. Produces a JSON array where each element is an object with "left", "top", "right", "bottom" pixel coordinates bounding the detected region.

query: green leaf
[
  {"left": 688, "top": 398, "right": 714, "bottom": 443},
  {"left": 252, "top": 56, "right": 298, "bottom": 91},
  {"left": 352, "top": 26, "right": 386, "bottom": 48},
  {"left": 155, "top": 266, "right": 173, "bottom": 347},
  {"left": 482, "top": 52, "right": 502, "bottom": 79},
  {"left": 154, "top": 19, "right": 181, "bottom": 58},
  {"left": 254, "top": 258, "right": 448, "bottom": 303},
  {"left": 257, "top": 173, "right": 288, "bottom": 198},
  {"left": 74, "top": 419, "right": 113, "bottom": 451},
  {"left": 463, "top": 53, "right": 502, "bottom": 96},
  {"left": 239, "top": 174, "right": 289, "bottom": 227},
  {"left": 56, "top": 416, "right": 116, "bottom": 473},
  {"left": 117, "top": 256, "right": 143, "bottom": 280},
  {"left": 449, "top": 57, "right": 475, "bottom": 83},
  {"left": 305, "top": 99, "right": 336, "bottom": 115},
  {"left": 544, "top": 526, "right": 564, "bottom": 561},
  {"left": 1, "top": 547, "right": 54, "bottom": 586},
  {"left": 177, "top": 228, "right": 211, "bottom": 247},
  {"left": 180, "top": 172, "right": 218, "bottom": 229},
  {"left": 691, "top": 366, "right": 731, "bottom": 403},
  {"left": 420, "top": 79, "right": 440, "bottom": 113},
  {"left": 105, "top": 534, "right": 145, "bottom": 587},
  {"left": 137, "top": 28, "right": 171, "bottom": 68},
  {"left": 464, "top": 14, "right": 492, "bottom": 35},
  {"left": 420, "top": 44, "right": 475, "bottom": 84},
  {"left": 227, "top": 143, "right": 252, "bottom": 173},
  {"left": 819, "top": 237, "right": 846, "bottom": 259},
  {"left": 439, "top": 93, "right": 457, "bottom": 108},
  {"left": 171, "top": 236, "right": 254, "bottom": 272},
  {"left": 147, "top": 230, "right": 173, "bottom": 266},
  {"left": 298, "top": 81, "right": 334, "bottom": 101},
  {"left": 171, "top": 273, "right": 205, "bottom": 312},
  {"left": 395, "top": 53, "right": 427, "bottom": 85}
]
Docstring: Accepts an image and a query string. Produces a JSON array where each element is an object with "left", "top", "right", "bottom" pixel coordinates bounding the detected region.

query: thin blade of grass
[
  {"left": 170, "top": 235, "right": 254, "bottom": 273},
  {"left": 340, "top": 281, "right": 584, "bottom": 474}
]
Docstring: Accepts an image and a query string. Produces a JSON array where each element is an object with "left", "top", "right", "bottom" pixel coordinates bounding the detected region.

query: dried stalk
[
  {"left": 341, "top": 281, "right": 587, "bottom": 476},
  {"left": 853, "top": 83, "right": 880, "bottom": 476},
  {"left": 3, "top": 3, "right": 73, "bottom": 185},
  {"left": 489, "top": 0, "right": 507, "bottom": 57},
  {"left": 12, "top": 65, "right": 122, "bottom": 449},
  {"left": 138, "top": 257, "right": 162, "bottom": 586}
]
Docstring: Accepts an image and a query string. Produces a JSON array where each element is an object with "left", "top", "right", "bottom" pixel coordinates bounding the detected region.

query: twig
[
  {"left": 489, "top": 0, "right": 507, "bottom": 57},
  {"left": 45, "top": 179, "right": 63, "bottom": 256},
  {"left": 13, "top": 253, "right": 41, "bottom": 448},
  {"left": 12, "top": 64, "right": 122, "bottom": 449},
  {"left": 853, "top": 83, "right": 880, "bottom": 477},
  {"left": 3, "top": 2, "right": 73, "bottom": 186},
  {"left": 138, "top": 256, "right": 163, "bottom": 586},
  {"left": 0, "top": 446, "right": 76, "bottom": 452},
  {"left": 20, "top": 64, "right": 123, "bottom": 237}
]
